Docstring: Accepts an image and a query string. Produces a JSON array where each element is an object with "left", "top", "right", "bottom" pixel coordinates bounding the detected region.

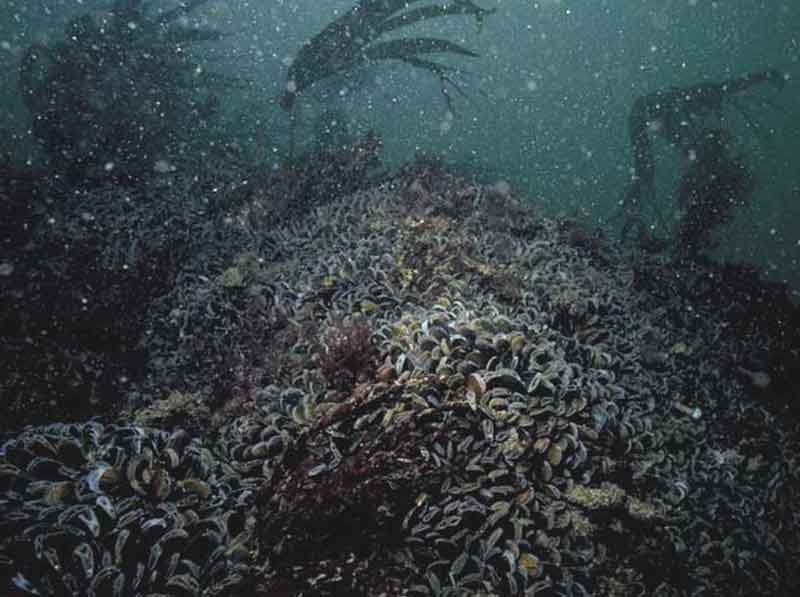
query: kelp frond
[
  {"left": 364, "top": 37, "right": 480, "bottom": 61},
  {"left": 280, "top": 0, "right": 495, "bottom": 112},
  {"left": 617, "top": 68, "right": 785, "bottom": 249},
  {"left": 376, "top": 0, "right": 494, "bottom": 35}
]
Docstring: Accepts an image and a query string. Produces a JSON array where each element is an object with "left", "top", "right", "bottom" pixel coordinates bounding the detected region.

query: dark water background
[{"left": 2, "top": 0, "right": 799, "bottom": 290}]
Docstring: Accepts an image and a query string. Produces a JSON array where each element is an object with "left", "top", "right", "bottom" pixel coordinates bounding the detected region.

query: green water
[{"left": 1, "top": 0, "right": 798, "bottom": 290}]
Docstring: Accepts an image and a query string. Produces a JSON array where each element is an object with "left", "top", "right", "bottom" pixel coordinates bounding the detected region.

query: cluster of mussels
[
  {"left": 2, "top": 163, "right": 798, "bottom": 595},
  {"left": 0, "top": 423, "right": 256, "bottom": 596}
]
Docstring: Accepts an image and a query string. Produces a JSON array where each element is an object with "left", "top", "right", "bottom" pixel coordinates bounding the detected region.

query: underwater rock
[{"left": 1, "top": 164, "right": 797, "bottom": 595}]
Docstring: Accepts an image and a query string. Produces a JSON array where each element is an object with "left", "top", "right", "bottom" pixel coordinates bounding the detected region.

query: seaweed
[
  {"left": 17, "top": 0, "right": 232, "bottom": 184},
  {"left": 314, "top": 318, "right": 378, "bottom": 394},
  {"left": 280, "top": 0, "right": 494, "bottom": 116},
  {"left": 675, "top": 128, "right": 755, "bottom": 258},
  {"left": 618, "top": 69, "right": 784, "bottom": 247}
]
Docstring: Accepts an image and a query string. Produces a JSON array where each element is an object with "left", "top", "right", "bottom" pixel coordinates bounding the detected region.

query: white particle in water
[{"left": 153, "top": 159, "right": 176, "bottom": 173}]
